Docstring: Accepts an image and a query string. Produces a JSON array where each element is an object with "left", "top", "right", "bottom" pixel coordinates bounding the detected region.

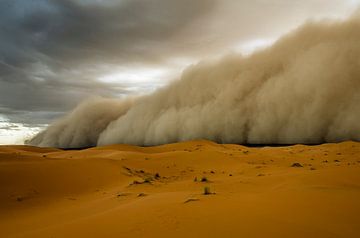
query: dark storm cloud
[
  {"left": 0, "top": 109, "right": 61, "bottom": 127},
  {"left": 0, "top": 0, "right": 216, "bottom": 124},
  {"left": 0, "top": 0, "right": 216, "bottom": 70},
  {"left": 0, "top": 0, "right": 358, "bottom": 135}
]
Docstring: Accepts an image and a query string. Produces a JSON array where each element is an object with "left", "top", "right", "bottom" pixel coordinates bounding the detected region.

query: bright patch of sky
[
  {"left": 234, "top": 38, "right": 276, "bottom": 56},
  {"left": 98, "top": 67, "right": 173, "bottom": 94},
  {"left": 97, "top": 58, "right": 194, "bottom": 95},
  {"left": 0, "top": 115, "right": 45, "bottom": 145}
]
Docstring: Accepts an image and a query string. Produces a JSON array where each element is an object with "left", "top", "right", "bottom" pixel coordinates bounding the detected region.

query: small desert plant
[
  {"left": 203, "top": 186, "right": 211, "bottom": 195},
  {"left": 16, "top": 196, "right": 24, "bottom": 202},
  {"left": 201, "top": 176, "right": 208, "bottom": 182},
  {"left": 144, "top": 176, "right": 153, "bottom": 183},
  {"left": 291, "top": 162, "right": 303, "bottom": 167}
]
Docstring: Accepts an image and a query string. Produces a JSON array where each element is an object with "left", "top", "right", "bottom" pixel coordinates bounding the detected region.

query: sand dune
[{"left": 1, "top": 141, "right": 360, "bottom": 237}]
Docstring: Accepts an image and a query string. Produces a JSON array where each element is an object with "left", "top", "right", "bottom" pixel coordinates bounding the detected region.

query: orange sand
[{"left": 1, "top": 140, "right": 360, "bottom": 237}]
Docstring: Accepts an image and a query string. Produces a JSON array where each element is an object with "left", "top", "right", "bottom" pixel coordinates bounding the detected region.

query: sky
[{"left": 0, "top": 0, "right": 359, "bottom": 144}]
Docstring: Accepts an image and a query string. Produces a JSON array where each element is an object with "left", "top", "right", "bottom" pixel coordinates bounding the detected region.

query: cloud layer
[
  {"left": 1, "top": 0, "right": 358, "bottom": 127},
  {"left": 29, "top": 15, "right": 360, "bottom": 147},
  {"left": 0, "top": 0, "right": 216, "bottom": 128}
]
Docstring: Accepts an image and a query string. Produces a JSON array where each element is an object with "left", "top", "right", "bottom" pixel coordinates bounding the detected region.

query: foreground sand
[{"left": 1, "top": 140, "right": 360, "bottom": 238}]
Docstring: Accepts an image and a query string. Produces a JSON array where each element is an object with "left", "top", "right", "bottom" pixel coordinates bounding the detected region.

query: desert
[
  {"left": 1, "top": 140, "right": 360, "bottom": 237},
  {"left": 1, "top": 1, "right": 360, "bottom": 237}
]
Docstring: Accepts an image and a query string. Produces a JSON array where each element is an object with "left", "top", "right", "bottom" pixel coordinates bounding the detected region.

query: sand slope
[{"left": 1, "top": 140, "right": 360, "bottom": 237}]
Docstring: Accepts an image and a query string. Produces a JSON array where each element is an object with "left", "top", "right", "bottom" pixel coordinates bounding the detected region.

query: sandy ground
[{"left": 1, "top": 140, "right": 360, "bottom": 238}]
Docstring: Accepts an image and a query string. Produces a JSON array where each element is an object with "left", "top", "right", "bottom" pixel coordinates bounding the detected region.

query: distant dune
[{"left": 1, "top": 141, "right": 360, "bottom": 237}]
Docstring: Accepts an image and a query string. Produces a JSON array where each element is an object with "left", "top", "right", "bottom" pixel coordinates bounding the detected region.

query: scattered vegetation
[
  {"left": 123, "top": 166, "right": 131, "bottom": 172},
  {"left": 117, "top": 192, "right": 130, "bottom": 197},
  {"left": 201, "top": 176, "right": 208, "bottom": 182},
  {"left": 132, "top": 180, "right": 143, "bottom": 185},
  {"left": 16, "top": 197, "right": 24, "bottom": 202},
  {"left": 143, "top": 176, "right": 153, "bottom": 183},
  {"left": 291, "top": 162, "right": 303, "bottom": 167},
  {"left": 203, "top": 186, "right": 214, "bottom": 195}
]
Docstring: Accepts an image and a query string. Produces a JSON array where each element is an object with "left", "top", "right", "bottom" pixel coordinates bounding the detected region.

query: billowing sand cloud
[
  {"left": 29, "top": 16, "right": 360, "bottom": 148},
  {"left": 28, "top": 97, "right": 134, "bottom": 148}
]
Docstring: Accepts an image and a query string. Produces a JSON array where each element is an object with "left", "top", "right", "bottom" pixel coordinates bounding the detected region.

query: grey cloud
[
  {"left": 0, "top": 124, "right": 23, "bottom": 131},
  {"left": 0, "top": 0, "right": 216, "bottom": 126},
  {"left": 2, "top": 0, "right": 216, "bottom": 67}
]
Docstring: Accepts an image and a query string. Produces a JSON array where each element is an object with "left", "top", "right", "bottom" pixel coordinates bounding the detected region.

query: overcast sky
[{"left": 0, "top": 0, "right": 359, "bottom": 144}]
